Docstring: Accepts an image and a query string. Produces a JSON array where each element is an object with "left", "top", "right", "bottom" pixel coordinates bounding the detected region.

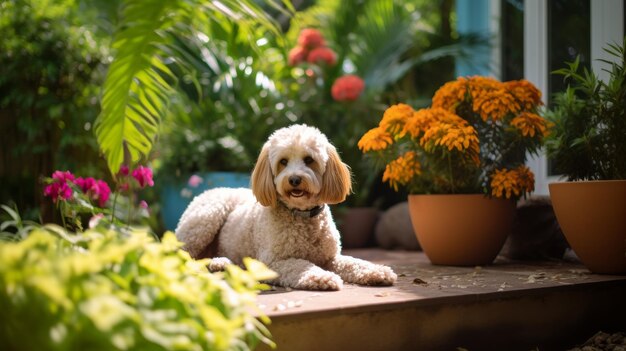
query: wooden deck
[{"left": 256, "top": 249, "right": 626, "bottom": 351}]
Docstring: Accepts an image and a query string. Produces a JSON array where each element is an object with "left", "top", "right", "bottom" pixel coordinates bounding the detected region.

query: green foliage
[
  {"left": 0, "top": 0, "right": 108, "bottom": 217},
  {"left": 95, "top": 0, "right": 285, "bottom": 175},
  {"left": 0, "top": 204, "right": 39, "bottom": 241},
  {"left": 544, "top": 38, "right": 626, "bottom": 181},
  {"left": 95, "top": 0, "right": 486, "bottom": 210},
  {"left": 281, "top": 0, "right": 488, "bottom": 206},
  {"left": 0, "top": 224, "right": 275, "bottom": 351},
  {"left": 155, "top": 14, "right": 292, "bottom": 176}
]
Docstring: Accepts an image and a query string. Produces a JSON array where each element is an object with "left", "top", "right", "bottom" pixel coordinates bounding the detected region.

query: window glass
[
  {"left": 547, "top": 0, "right": 590, "bottom": 176},
  {"left": 547, "top": 0, "right": 590, "bottom": 105},
  {"left": 501, "top": 0, "right": 524, "bottom": 81}
]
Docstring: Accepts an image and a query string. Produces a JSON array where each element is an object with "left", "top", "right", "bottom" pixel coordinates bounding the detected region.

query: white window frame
[{"left": 523, "top": 0, "right": 624, "bottom": 195}]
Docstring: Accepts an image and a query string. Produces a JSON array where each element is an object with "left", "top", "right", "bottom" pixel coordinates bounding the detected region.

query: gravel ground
[{"left": 568, "top": 332, "right": 626, "bottom": 351}]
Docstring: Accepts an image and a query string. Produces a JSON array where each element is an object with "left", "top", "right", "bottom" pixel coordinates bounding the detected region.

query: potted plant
[
  {"left": 282, "top": 9, "right": 487, "bottom": 247},
  {"left": 359, "top": 76, "right": 551, "bottom": 265},
  {"left": 543, "top": 38, "right": 626, "bottom": 274}
]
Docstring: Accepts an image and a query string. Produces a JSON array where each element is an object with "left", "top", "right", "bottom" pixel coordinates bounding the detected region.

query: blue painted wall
[{"left": 456, "top": 0, "right": 492, "bottom": 77}]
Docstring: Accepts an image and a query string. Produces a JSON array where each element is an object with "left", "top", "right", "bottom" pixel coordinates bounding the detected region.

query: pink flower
[
  {"left": 44, "top": 170, "right": 75, "bottom": 203},
  {"left": 52, "top": 170, "right": 75, "bottom": 183},
  {"left": 331, "top": 75, "right": 365, "bottom": 101},
  {"left": 288, "top": 46, "right": 308, "bottom": 66},
  {"left": 132, "top": 166, "right": 154, "bottom": 188},
  {"left": 94, "top": 180, "right": 111, "bottom": 207},
  {"left": 74, "top": 177, "right": 96, "bottom": 193},
  {"left": 118, "top": 165, "right": 130, "bottom": 176},
  {"left": 139, "top": 200, "right": 149, "bottom": 209},
  {"left": 297, "top": 28, "right": 325, "bottom": 48},
  {"left": 188, "top": 175, "right": 204, "bottom": 188},
  {"left": 74, "top": 177, "right": 111, "bottom": 207},
  {"left": 307, "top": 47, "right": 337, "bottom": 66},
  {"left": 43, "top": 182, "right": 73, "bottom": 203}
]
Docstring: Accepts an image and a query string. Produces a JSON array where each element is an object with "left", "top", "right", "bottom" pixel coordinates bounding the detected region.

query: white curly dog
[{"left": 175, "top": 124, "right": 397, "bottom": 290}]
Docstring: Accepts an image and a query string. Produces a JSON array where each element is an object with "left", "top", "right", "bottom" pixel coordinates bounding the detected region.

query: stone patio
[{"left": 256, "top": 249, "right": 626, "bottom": 351}]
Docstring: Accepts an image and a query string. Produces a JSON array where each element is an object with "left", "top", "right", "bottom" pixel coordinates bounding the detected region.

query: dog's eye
[
  {"left": 304, "top": 156, "right": 314, "bottom": 165},
  {"left": 279, "top": 158, "right": 288, "bottom": 166}
]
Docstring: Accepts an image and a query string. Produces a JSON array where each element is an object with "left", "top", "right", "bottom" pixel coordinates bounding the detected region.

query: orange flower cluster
[
  {"left": 431, "top": 78, "right": 467, "bottom": 111},
  {"left": 358, "top": 104, "right": 481, "bottom": 189},
  {"left": 511, "top": 112, "right": 552, "bottom": 137},
  {"left": 432, "top": 76, "right": 545, "bottom": 124},
  {"left": 504, "top": 79, "right": 542, "bottom": 110},
  {"left": 382, "top": 151, "right": 420, "bottom": 191},
  {"left": 288, "top": 28, "right": 337, "bottom": 67},
  {"left": 420, "top": 121, "right": 480, "bottom": 165},
  {"left": 490, "top": 165, "right": 535, "bottom": 199},
  {"left": 357, "top": 127, "right": 393, "bottom": 152},
  {"left": 360, "top": 76, "right": 550, "bottom": 199},
  {"left": 380, "top": 103, "right": 415, "bottom": 135}
]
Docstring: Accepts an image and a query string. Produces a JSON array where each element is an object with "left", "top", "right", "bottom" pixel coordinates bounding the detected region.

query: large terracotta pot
[
  {"left": 549, "top": 180, "right": 626, "bottom": 274},
  {"left": 408, "top": 194, "right": 515, "bottom": 266}
]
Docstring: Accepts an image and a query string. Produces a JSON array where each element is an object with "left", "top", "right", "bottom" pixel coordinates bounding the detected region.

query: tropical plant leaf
[
  {"left": 95, "top": 0, "right": 181, "bottom": 175},
  {"left": 95, "top": 0, "right": 283, "bottom": 175}
]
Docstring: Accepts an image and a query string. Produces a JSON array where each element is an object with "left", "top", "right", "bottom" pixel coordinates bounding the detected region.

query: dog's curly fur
[{"left": 175, "top": 124, "right": 397, "bottom": 290}]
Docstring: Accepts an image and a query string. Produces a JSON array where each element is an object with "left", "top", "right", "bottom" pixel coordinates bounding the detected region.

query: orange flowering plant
[{"left": 358, "top": 76, "right": 552, "bottom": 200}]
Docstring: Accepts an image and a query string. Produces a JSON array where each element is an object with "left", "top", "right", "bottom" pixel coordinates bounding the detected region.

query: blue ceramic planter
[{"left": 160, "top": 172, "right": 250, "bottom": 230}]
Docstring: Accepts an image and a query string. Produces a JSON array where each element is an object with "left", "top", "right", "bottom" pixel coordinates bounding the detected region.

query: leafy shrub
[
  {"left": 544, "top": 38, "right": 626, "bottom": 181},
  {"left": 0, "top": 0, "right": 108, "bottom": 218},
  {"left": 0, "top": 226, "right": 275, "bottom": 351}
]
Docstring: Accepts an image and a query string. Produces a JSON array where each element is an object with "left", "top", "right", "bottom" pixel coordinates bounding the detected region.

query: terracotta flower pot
[
  {"left": 408, "top": 194, "right": 515, "bottom": 266},
  {"left": 549, "top": 180, "right": 626, "bottom": 274}
]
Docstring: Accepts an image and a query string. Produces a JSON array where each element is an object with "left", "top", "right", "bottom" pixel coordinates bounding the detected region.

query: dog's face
[{"left": 251, "top": 124, "right": 352, "bottom": 210}]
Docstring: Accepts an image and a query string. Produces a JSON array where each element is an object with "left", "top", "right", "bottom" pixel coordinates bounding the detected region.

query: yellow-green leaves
[{"left": 0, "top": 226, "right": 273, "bottom": 350}]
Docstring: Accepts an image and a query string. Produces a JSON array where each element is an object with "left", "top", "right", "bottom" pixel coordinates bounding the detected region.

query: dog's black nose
[{"left": 289, "top": 176, "right": 301, "bottom": 187}]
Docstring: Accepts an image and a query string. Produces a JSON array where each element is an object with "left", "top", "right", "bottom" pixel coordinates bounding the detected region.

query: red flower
[
  {"left": 307, "top": 47, "right": 337, "bottom": 66},
  {"left": 297, "top": 28, "right": 325, "bottom": 48},
  {"left": 288, "top": 46, "right": 308, "bottom": 66},
  {"left": 331, "top": 75, "right": 365, "bottom": 101}
]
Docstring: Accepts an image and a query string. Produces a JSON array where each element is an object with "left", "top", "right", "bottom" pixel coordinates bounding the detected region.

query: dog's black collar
[{"left": 290, "top": 205, "right": 325, "bottom": 218}]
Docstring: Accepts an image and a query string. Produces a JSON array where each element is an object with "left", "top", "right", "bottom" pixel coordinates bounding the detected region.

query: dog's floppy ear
[
  {"left": 319, "top": 145, "right": 353, "bottom": 204},
  {"left": 251, "top": 146, "right": 277, "bottom": 207}
]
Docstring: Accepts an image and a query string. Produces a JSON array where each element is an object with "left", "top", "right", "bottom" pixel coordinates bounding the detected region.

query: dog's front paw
[
  {"left": 207, "top": 257, "right": 233, "bottom": 272},
  {"left": 296, "top": 269, "right": 343, "bottom": 291},
  {"left": 365, "top": 264, "right": 397, "bottom": 286}
]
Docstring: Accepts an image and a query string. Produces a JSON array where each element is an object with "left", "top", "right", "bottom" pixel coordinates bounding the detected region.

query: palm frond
[
  {"left": 95, "top": 0, "right": 179, "bottom": 175},
  {"left": 95, "top": 0, "right": 284, "bottom": 175}
]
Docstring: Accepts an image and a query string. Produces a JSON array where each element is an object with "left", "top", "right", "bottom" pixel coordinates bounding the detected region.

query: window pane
[
  {"left": 502, "top": 0, "right": 524, "bottom": 81},
  {"left": 547, "top": 0, "right": 591, "bottom": 104},
  {"left": 547, "top": 0, "right": 590, "bottom": 176}
]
